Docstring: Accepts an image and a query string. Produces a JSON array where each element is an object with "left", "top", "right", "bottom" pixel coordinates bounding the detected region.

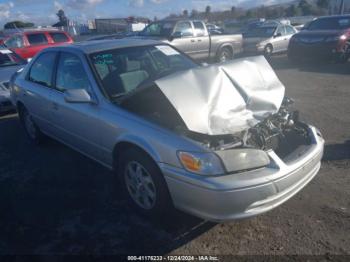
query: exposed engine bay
[{"left": 180, "top": 97, "right": 312, "bottom": 160}]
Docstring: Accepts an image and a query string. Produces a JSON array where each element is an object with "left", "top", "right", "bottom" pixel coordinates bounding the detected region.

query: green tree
[
  {"left": 286, "top": 4, "right": 302, "bottom": 17},
  {"left": 4, "top": 21, "right": 34, "bottom": 29},
  {"left": 183, "top": 9, "right": 189, "bottom": 17},
  {"left": 205, "top": 5, "right": 211, "bottom": 20},
  {"left": 317, "top": 0, "right": 330, "bottom": 9},
  {"left": 298, "top": 0, "right": 313, "bottom": 15},
  {"left": 190, "top": 9, "right": 199, "bottom": 19},
  {"left": 55, "top": 9, "right": 68, "bottom": 27}
]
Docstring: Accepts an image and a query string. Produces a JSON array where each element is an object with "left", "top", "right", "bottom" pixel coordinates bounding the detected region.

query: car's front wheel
[
  {"left": 19, "top": 107, "right": 44, "bottom": 144},
  {"left": 118, "top": 147, "right": 172, "bottom": 218},
  {"left": 264, "top": 44, "right": 273, "bottom": 58}
]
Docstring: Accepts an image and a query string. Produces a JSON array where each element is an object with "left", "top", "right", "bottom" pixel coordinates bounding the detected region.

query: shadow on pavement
[
  {"left": 0, "top": 115, "right": 216, "bottom": 255},
  {"left": 323, "top": 141, "right": 350, "bottom": 162}
]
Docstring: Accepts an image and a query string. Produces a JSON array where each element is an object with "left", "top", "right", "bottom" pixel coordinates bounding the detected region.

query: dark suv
[{"left": 288, "top": 15, "right": 350, "bottom": 63}]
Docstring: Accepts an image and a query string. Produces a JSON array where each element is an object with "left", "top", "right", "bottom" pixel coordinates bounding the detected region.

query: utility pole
[{"left": 339, "top": 0, "right": 345, "bottom": 14}]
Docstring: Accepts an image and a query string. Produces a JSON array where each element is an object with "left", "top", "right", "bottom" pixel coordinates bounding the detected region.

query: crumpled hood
[{"left": 155, "top": 56, "right": 285, "bottom": 135}]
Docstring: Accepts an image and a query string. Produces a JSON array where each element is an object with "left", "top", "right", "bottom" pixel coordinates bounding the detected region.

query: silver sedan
[{"left": 10, "top": 39, "right": 324, "bottom": 221}]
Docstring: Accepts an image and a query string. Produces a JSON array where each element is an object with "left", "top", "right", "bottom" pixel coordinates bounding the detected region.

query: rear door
[
  {"left": 272, "top": 26, "right": 286, "bottom": 52},
  {"left": 192, "top": 21, "right": 210, "bottom": 60},
  {"left": 49, "top": 51, "right": 104, "bottom": 162},
  {"left": 24, "top": 33, "right": 50, "bottom": 59},
  {"left": 283, "top": 25, "right": 297, "bottom": 51},
  {"left": 21, "top": 51, "right": 57, "bottom": 132},
  {"left": 170, "top": 21, "right": 197, "bottom": 58}
]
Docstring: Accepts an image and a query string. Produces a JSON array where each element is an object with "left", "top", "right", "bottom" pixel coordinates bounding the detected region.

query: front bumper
[{"left": 161, "top": 126, "right": 324, "bottom": 222}]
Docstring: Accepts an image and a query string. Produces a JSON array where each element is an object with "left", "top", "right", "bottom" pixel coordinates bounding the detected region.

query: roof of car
[{"left": 52, "top": 38, "right": 162, "bottom": 54}]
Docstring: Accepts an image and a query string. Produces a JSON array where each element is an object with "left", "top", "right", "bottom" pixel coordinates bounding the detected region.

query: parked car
[
  {"left": 0, "top": 48, "right": 26, "bottom": 114},
  {"left": 137, "top": 19, "right": 242, "bottom": 62},
  {"left": 288, "top": 15, "right": 350, "bottom": 63},
  {"left": 243, "top": 24, "right": 298, "bottom": 57},
  {"left": 1, "top": 30, "right": 73, "bottom": 60},
  {"left": 10, "top": 39, "right": 324, "bottom": 222}
]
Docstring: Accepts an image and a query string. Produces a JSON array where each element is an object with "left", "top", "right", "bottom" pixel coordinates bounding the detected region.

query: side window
[
  {"left": 27, "top": 33, "right": 48, "bottom": 46},
  {"left": 286, "top": 26, "right": 296, "bottom": 35},
  {"left": 275, "top": 26, "right": 286, "bottom": 36},
  {"left": 174, "top": 22, "right": 194, "bottom": 37},
  {"left": 49, "top": 32, "right": 69, "bottom": 43},
  {"left": 55, "top": 53, "right": 90, "bottom": 92},
  {"left": 193, "top": 22, "right": 206, "bottom": 37},
  {"left": 5, "top": 35, "right": 24, "bottom": 48},
  {"left": 28, "top": 52, "right": 57, "bottom": 87}
]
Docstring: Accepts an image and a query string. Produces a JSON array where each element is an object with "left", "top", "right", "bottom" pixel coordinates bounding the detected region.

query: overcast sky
[{"left": 0, "top": 0, "right": 292, "bottom": 27}]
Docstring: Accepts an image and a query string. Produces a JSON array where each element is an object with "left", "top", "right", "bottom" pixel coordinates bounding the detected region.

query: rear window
[
  {"left": 49, "top": 32, "right": 69, "bottom": 43},
  {"left": 28, "top": 52, "right": 56, "bottom": 87},
  {"left": 27, "top": 33, "right": 48, "bottom": 45}
]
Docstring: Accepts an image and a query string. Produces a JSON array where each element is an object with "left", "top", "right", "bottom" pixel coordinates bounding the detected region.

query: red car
[{"left": 1, "top": 30, "right": 73, "bottom": 60}]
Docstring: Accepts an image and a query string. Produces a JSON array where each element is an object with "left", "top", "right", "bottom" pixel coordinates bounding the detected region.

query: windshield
[
  {"left": 308, "top": 17, "right": 350, "bottom": 30},
  {"left": 0, "top": 50, "right": 25, "bottom": 67},
  {"left": 90, "top": 45, "right": 197, "bottom": 100},
  {"left": 244, "top": 26, "right": 276, "bottom": 37},
  {"left": 139, "top": 21, "right": 175, "bottom": 37}
]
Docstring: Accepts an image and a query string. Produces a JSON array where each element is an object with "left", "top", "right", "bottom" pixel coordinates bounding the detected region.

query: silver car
[
  {"left": 10, "top": 39, "right": 324, "bottom": 222},
  {"left": 243, "top": 24, "right": 297, "bottom": 56}
]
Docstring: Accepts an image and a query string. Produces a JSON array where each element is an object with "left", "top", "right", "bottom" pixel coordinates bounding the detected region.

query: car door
[
  {"left": 283, "top": 25, "right": 297, "bottom": 52},
  {"left": 192, "top": 21, "right": 210, "bottom": 60},
  {"left": 271, "top": 26, "right": 286, "bottom": 52},
  {"left": 21, "top": 51, "right": 58, "bottom": 133},
  {"left": 48, "top": 51, "right": 105, "bottom": 162},
  {"left": 169, "top": 21, "right": 197, "bottom": 58},
  {"left": 24, "top": 33, "right": 50, "bottom": 59}
]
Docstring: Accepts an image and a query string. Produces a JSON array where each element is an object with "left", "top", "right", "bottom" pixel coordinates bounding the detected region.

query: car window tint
[
  {"left": 174, "top": 22, "right": 194, "bottom": 37},
  {"left": 49, "top": 32, "right": 69, "bottom": 43},
  {"left": 285, "top": 26, "right": 296, "bottom": 35},
  {"left": 193, "top": 21, "right": 206, "bottom": 36},
  {"left": 276, "top": 26, "right": 286, "bottom": 36},
  {"left": 29, "top": 52, "right": 56, "bottom": 87},
  {"left": 27, "top": 33, "right": 48, "bottom": 45},
  {"left": 5, "top": 35, "right": 24, "bottom": 48},
  {"left": 56, "top": 53, "right": 90, "bottom": 91}
]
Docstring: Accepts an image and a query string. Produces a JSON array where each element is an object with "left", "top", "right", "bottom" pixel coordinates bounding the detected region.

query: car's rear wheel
[
  {"left": 217, "top": 47, "right": 233, "bottom": 63},
  {"left": 118, "top": 147, "right": 172, "bottom": 218},
  {"left": 19, "top": 107, "right": 44, "bottom": 144},
  {"left": 264, "top": 44, "right": 273, "bottom": 58}
]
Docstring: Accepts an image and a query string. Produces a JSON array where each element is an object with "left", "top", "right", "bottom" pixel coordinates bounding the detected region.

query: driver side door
[
  {"left": 49, "top": 51, "right": 105, "bottom": 163},
  {"left": 169, "top": 21, "right": 197, "bottom": 58}
]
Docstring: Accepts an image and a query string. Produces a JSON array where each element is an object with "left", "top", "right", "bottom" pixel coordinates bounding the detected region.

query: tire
[
  {"left": 19, "top": 107, "right": 45, "bottom": 144},
  {"left": 118, "top": 147, "right": 172, "bottom": 218},
  {"left": 217, "top": 47, "right": 233, "bottom": 63},
  {"left": 264, "top": 44, "right": 273, "bottom": 58}
]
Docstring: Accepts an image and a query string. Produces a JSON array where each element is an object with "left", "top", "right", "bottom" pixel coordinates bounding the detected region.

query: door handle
[
  {"left": 190, "top": 39, "right": 195, "bottom": 42},
  {"left": 198, "top": 39, "right": 202, "bottom": 42}
]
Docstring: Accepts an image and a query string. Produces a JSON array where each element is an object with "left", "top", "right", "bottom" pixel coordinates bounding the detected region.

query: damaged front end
[{"left": 119, "top": 56, "right": 316, "bottom": 173}]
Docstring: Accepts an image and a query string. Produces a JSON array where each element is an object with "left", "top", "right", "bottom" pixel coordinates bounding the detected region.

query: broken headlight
[{"left": 177, "top": 151, "right": 225, "bottom": 176}]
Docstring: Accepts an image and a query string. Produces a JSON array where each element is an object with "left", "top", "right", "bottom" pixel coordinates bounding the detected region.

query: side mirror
[
  {"left": 64, "top": 89, "right": 94, "bottom": 104},
  {"left": 274, "top": 33, "right": 282, "bottom": 38}
]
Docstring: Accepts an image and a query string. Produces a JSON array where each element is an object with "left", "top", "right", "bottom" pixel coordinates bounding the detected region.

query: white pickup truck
[{"left": 136, "top": 19, "right": 243, "bottom": 62}]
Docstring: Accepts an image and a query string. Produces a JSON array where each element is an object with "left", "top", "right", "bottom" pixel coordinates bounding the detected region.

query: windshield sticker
[
  {"left": 0, "top": 49, "right": 12, "bottom": 54},
  {"left": 156, "top": 45, "right": 179, "bottom": 56},
  {"left": 93, "top": 54, "right": 114, "bottom": 65}
]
